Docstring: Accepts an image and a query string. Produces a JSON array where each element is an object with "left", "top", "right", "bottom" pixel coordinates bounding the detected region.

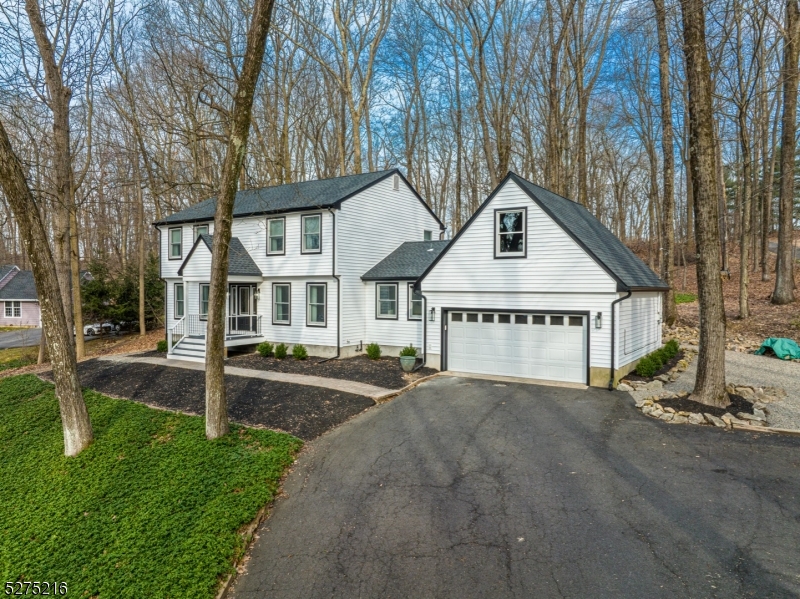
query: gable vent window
[
  {"left": 495, "top": 208, "right": 527, "bottom": 258},
  {"left": 393, "top": 174, "right": 400, "bottom": 190}
]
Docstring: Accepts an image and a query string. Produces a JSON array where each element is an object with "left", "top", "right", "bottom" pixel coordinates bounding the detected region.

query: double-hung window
[
  {"left": 199, "top": 284, "right": 209, "bottom": 320},
  {"left": 273, "top": 283, "right": 291, "bottom": 325},
  {"left": 306, "top": 283, "right": 326, "bottom": 326},
  {"left": 267, "top": 217, "right": 285, "bottom": 255},
  {"left": 408, "top": 284, "right": 422, "bottom": 320},
  {"left": 376, "top": 283, "right": 398, "bottom": 319},
  {"left": 193, "top": 224, "right": 209, "bottom": 241},
  {"left": 174, "top": 284, "right": 184, "bottom": 318},
  {"left": 301, "top": 214, "right": 321, "bottom": 253},
  {"left": 495, "top": 208, "right": 526, "bottom": 258},
  {"left": 169, "top": 228, "right": 183, "bottom": 259},
  {"left": 4, "top": 301, "right": 20, "bottom": 318}
]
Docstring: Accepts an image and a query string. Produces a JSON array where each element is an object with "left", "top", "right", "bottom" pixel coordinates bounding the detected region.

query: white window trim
[
  {"left": 306, "top": 282, "right": 327, "bottom": 327},
  {"left": 174, "top": 283, "right": 185, "bottom": 319},
  {"left": 168, "top": 227, "right": 183, "bottom": 259},
  {"left": 494, "top": 208, "right": 527, "bottom": 258},
  {"left": 301, "top": 213, "right": 322, "bottom": 254},
  {"left": 407, "top": 284, "right": 422, "bottom": 320},
  {"left": 199, "top": 284, "right": 210, "bottom": 320},
  {"left": 267, "top": 216, "right": 286, "bottom": 255},
  {"left": 272, "top": 283, "right": 291, "bottom": 325},
  {"left": 376, "top": 283, "right": 398, "bottom": 320},
  {"left": 4, "top": 301, "right": 21, "bottom": 318},
  {"left": 423, "top": 230, "right": 432, "bottom": 241}
]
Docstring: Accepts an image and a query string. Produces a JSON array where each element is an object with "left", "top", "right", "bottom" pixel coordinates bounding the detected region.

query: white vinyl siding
[
  {"left": 365, "top": 281, "right": 423, "bottom": 349},
  {"left": 336, "top": 176, "right": 442, "bottom": 347},
  {"left": 422, "top": 180, "right": 615, "bottom": 295},
  {"left": 261, "top": 279, "right": 337, "bottom": 347},
  {"left": 617, "top": 292, "right": 662, "bottom": 366}
]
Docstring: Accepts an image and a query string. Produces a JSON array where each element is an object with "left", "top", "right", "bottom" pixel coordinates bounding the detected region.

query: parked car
[{"left": 83, "top": 323, "right": 102, "bottom": 336}]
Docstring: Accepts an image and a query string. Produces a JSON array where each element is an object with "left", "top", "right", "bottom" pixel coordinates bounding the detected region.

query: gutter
[
  {"left": 608, "top": 290, "right": 632, "bottom": 390},
  {"left": 412, "top": 287, "right": 428, "bottom": 371},
  {"left": 320, "top": 208, "right": 341, "bottom": 363}
]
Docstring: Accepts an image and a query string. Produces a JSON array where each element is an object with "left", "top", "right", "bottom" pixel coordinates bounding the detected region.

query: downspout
[
  {"left": 412, "top": 287, "right": 427, "bottom": 371},
  {"left": 608, "top": 290, "right": 632, "bottom": 390},
  {"left": 320, "top": 208, "right": 340, "bottom": 363}
]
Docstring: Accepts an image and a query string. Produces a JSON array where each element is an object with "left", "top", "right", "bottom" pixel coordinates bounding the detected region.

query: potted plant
[{"left": 399, "top": 345, "right": 417, "bottom": 372}]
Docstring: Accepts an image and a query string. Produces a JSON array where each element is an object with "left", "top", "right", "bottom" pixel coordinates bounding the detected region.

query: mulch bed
[
  {"left": 657, "top": 393, "right": 754, "bottom": 418},
  {"left": 227, "top": 353, "right": 438, "bottom": 390},
  {"left": 40, "top": 359, "right": 374, "bottom": 441},
  {"left": 624, "top": 350, "right": 685, "bottom": 383}
]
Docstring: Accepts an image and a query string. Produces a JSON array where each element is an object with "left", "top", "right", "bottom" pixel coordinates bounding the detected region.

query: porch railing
[
  {"left": 226, "top": 314, "right": 261, "bottom": 337},
  {"left": 187, "top": 314, "right": 207, "bottom": 337},
  {"left": 167, "top": 317, "right": 185, "bottom": 352}
]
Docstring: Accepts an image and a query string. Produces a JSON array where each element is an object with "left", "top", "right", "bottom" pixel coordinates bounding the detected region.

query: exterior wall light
[
  {"left": 429, "top": 307, "right": 436, "bottom": 322},
  {"left": 595, "top": 312, "right": 602, "bottom": 329}
]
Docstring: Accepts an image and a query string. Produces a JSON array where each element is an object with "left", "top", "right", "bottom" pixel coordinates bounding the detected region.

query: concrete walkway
[{"left": 99, "top": 354, "right": 393, "bottom": 399}]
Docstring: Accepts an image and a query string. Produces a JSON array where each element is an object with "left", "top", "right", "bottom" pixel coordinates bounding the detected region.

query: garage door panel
[{"left": 448, "top": 311, "right": 586, "bottom": 384}]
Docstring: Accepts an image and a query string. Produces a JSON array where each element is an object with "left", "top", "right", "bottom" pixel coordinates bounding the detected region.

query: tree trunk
[
  {"left": 773, "top": 0, "right": 800, "bottom": 304},
  {"left": 655, "top": 0, "right": 677, "bottom": 326},
  {"left": 738, "top": 110, "right": 752, "bottom": 318},
  {"left": 135, "top": 160, "right": 146, "bottom": 336},
  {"left": 0, "top": 118, "right": 93, "bottom": 456},
  {"left": 70, "top": 207, "right": 84, "bottom": 358},
  {"left": 205, "top": 0, "right": 277, "bottom": 440},
  {"left": 25, "top": 0, "right": 75, "bottom": 343},
  {"left": 653, "top": 0, "right": 678, "bottom": 326},
  {"left": 679, "top": 0, "right": 728, "bottom": 407}
]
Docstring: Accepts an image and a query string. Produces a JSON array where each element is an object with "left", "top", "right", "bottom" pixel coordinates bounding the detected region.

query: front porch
[{"left": 168, "top": 313, "right": 264, "bottom": 361}]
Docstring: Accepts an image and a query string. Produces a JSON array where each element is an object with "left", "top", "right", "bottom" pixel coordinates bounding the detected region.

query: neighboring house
[
  {"left": 0, "top": 266, "right": 40, "bottom": 327},
  {"left": 154, "top": 170, "right": 445, "bottom": 362},
  {"left": 155, "top": 169, "right": 667, "bottom": 388}
]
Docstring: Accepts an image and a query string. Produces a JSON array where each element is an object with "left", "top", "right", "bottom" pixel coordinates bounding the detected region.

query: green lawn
[
  {"left": 0, "top": 375, "right": 302, "bottom": 598},
  {"left": 0, "top": 346, "right": 37, "bottom": 372},
  {"left": 675, "top": 292, "right": 697, "bottom": 304}
]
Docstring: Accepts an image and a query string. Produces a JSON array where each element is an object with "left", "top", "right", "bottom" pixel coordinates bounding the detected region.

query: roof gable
[
  {"left": 362, "top": 241, "right": 449, "bottom": 280},
  {"left": 0, "top": 270, "right": 37, "bottom": 300},
  {"left": 154, "top": 169, "right": 445, "bottom": 230},
  {"left": 418, "top": 173, "right": 668, "bottom": 291},
  {"left": 178, "top": 234, "right": 262, "bottom": 277}
]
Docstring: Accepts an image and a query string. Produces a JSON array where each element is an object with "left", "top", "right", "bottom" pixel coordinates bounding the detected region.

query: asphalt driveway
[
  {"left": 231, "top": 376, "right": 800, "bottom": 599},
  {"left": 0, "top": 327, "right": 41, "bottom": 349}
]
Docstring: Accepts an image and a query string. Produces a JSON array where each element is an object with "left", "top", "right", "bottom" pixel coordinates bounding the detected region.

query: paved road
[
  {"left": 768, "top": 240, "right": 800, "bottom": 260},
  {"left": 0, "top": 327, "right": 41, "bottom": 349},
  {"left": 231, "top": 376, "right": 800, "bottom": 599}
]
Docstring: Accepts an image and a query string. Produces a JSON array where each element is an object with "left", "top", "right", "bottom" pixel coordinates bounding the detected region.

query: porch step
[{"left": 169, "top": 336, "right": 207, "bottom": 362}]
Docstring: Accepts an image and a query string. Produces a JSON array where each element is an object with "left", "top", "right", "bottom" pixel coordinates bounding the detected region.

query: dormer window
[
  {"left": 495, "top": 208, "right": 526, "bottom": 258},
  {"left": 301, "top": 214, "right": 321, "bottom": 254}
]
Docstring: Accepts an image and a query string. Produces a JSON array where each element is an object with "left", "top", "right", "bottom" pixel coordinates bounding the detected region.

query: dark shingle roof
[
  {"left": 153, "top": 170, "right": 444, "bottom": 229},
  {"left": 511, "top": 175, "right": 668, "bottom": 290},
  {"left": 0, "top": 265, "right": 18, "bottom": 289},
  {"left": 362, "top": 241, "right": 449, "bottom": 280},
  {"left": 178, "top": 234, "right": 262, "bottom": 277},
  {"left": 0, "top": 270, "right": 38, "bottom": 300}
]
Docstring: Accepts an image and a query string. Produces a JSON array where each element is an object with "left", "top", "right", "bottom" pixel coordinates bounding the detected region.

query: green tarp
[{"left": 755, "top": 337, "right": 800, "bottom": 360}]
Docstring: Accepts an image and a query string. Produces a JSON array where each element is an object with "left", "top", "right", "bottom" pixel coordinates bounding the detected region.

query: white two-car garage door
[{"left": 446, "top": 311, "right": 588, "bottom": 384}]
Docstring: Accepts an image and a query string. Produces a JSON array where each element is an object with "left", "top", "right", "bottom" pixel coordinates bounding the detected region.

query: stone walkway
[
  {"left": 99, "top": 355, "right": 394, "bottom": 400},
  {"left": 627, "top": 349, "right": 800, "bottom": 430}
]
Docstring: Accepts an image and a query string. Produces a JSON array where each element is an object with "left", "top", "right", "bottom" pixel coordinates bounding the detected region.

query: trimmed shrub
[
  {"left": 257, "top": 342, "right": 274, "bottom": 358},
  {"left": 292, "top": 344, "right": 308, "bottom": 360},
  {"left": 664, "top": 338, "right": 680, "bottom": 357},
  {"left": 156, "top": 339, "right": 167, "bottom": 353},
  {"left": 366, "top": 343, "right": 381, "bottom": 360},
  {"left": 399, "top": 345, "right": 417, "bottom": 358},
  {"left": 274, "top": 343, "right": 288, "bottom": 360},
  {"left": 635, "top": 355, "right": 658, "bottom": 378}
]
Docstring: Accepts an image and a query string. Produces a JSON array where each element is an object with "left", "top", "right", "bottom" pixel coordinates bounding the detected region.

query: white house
[{"left": 155, "top": 170, "right": 667, "bottom": 388}]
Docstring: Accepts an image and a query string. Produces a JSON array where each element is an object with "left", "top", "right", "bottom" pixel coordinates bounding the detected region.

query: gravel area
[
  {"left": 661, "top": 350, "right": 800, "bottom": 430},
  {"left": 227, "top": 353, "right": 437, "bottom": 390}
]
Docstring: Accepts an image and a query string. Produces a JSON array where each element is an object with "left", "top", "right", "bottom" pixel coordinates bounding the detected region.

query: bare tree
[
  {"left": 679, "top": 0, "right": 727, "bottom": 406},
  {"left": 0, "top": 118, "right": 93, "bottom": 456},
  {"left": 206, "top": 0, "right": 278, "bottom": 440},
  {"left": 773, "top": 0, "right": 800, "bottom": 304}
]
